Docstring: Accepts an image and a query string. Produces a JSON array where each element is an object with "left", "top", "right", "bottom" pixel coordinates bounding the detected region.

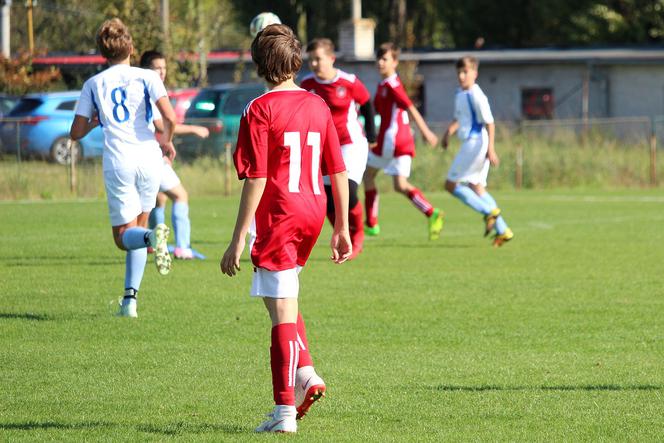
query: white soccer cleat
[
  {"left": 149, "top": 224, "right": 172, "bottom": 275},
  {"left": 117, "top": 297, "right": 137, "bottom": 318},
  {"left": 295, "top": 366, "right": 326, "bottom": 420},
  {"left": 254, "top": 405, "right": 297, "bottom": 433},
  {"left": 174, "top": 247, "right": 194, "bottom": 260}
]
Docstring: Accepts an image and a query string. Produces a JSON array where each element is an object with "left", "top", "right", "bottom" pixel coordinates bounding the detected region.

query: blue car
[{"left": 0, "top": 91, "right": 104, "bottom": 164}]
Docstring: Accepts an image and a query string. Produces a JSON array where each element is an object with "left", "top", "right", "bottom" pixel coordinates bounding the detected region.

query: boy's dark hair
[
  {"left": 376, "top": 42, "right": 400, "bottom": 60},
  {"left": 96, "top": 18, "right": 133, "bottom": 61},
  {"left": 251, "top": 24, "right": 302, "bottom": 84},
  {"left": 306, "top": 38, "right": 335, "bottom": 55},
  {"left": 140, "top": 50, "right": 165, "bottom": 68},
  {"left": 456, "top": 56, "right": 479, "bottom": 70}
]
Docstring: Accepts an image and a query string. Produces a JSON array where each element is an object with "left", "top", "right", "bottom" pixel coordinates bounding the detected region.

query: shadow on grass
[
  {"left": 0, "top": 421, "right": 113, "bottom": 431},
  {"left": 137, "top": 422, "right": 246, "bottom": 435},
  {"left": 0, "top": 312, "right": 52, "bottom": 321},
  {"left": 434, "top": 384, "right": 662, "bottom": 392}
]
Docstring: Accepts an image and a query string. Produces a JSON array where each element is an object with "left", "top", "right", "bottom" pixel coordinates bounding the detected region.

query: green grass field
[{"left": 1, "top": 190, "right": 663, "bottom": 441}]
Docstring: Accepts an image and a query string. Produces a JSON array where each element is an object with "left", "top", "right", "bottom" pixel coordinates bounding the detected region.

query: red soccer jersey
[
  {"left": 373, "top": 73, "right": 415, "bottom": 158},
  {"left": 234, "top": 89, "right": 346, "bottom": 271},
  {"left": 300, "top": 70, "right": 371, "bottom": 146}
]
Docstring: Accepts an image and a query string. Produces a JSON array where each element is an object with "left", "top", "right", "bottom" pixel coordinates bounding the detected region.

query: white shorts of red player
[
  {"left": 250, "top": 266, "right": 303, "bottom": 298},
  {"left": 323, "top": 139, "right": 368, "bottom": 185},
  {"left": 367, "top": 151, "right": 412, "bottom": 178},
  {"left": 447, "top": 132, "right": 490, "bottom": 187}
]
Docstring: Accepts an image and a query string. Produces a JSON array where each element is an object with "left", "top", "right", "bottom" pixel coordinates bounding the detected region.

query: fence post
[
  {"left": 68, "top": 139, "right": 77, "bottom": 195},
  {"left": 225, "top": 142, "right": 232, "bottom": 196},
  {"left": 650, "top": 117, "right": 657, "bottom": 186},
  {"left": 15, "top": 120, "right": 21, "bottom": 164},
  {"left": 515, "top": 121, "right": 523, "bottom": 190}
]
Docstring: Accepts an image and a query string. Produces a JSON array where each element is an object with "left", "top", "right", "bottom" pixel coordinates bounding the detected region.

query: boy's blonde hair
[
  {"left": 456, "top": 56, "right": 479, "bottom": 70},
  {"left": 376, "top": 42, "right": 400, "bottom": 60},
  {"left": 251, "top": 24, "right": 302, "bottom": 84},
  {"left": 306, "top": 38, "right": 335, "bottom": 55},
  {"left": 96, "top": 18, "right": 133, "bottom": 61}
]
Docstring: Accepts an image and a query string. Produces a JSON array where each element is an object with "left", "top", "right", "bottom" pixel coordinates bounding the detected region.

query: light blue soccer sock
[
  {"left": 149, "top": 206, "right": 165, "bottom": 230},
  {"left": 121, "top": 227, "right": 151, "bottom": 250},
  {"left": 452, "top": 184, "right": 492, "bottom": 215},
  {"left": 172, "top": 202, "right": 191, "bottom": 249},
  {"left": 479, "top": 192, "right": 509, "bottom": 235},
  {"left": 124, "top": 248, "right": 147, "bottom": 292}
]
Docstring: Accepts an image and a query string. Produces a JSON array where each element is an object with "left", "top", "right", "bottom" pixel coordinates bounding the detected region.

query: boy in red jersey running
[
  {"left": 220, "top": 24, "right": 351, "bottom": 434},
  {"left": 364, "top": 42, "right": 444, "bottom": 240},
  {"left": 301, "top": 38, "right": 376, "bottom": 260}
]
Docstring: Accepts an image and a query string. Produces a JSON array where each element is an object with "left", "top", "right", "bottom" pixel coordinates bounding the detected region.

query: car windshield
[
  {"left": 9, "top": 98, "right": 43, "bottom": 116},
  {"left": 187, "top": 90, "right": 224, "bottom": 119}
]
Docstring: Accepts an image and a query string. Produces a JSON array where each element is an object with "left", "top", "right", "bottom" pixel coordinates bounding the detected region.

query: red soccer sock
[
  {"left": 296, "top": 313, "right": 313, "bottom": 368},
  {"left": 270, "top": 323, "right": 299, "bottom": 406},
  {"left": 407, "top": 188, "right": 434, "bottom": 217},
  {"left": 349, "top": 201, "right": 364, "bottom": 256},
  {"left": 365, "top": 188, "right": 379, "bottom": 227}
]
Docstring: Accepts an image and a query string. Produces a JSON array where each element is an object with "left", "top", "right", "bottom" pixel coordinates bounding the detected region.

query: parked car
[
  {"left": 176, "top": 83, "right": 266, "bottom": 160},
  {"left": 0, "top": 93, "right": 18, "bottom": 117},
  {"left": 0, "top": 91, "right": 104, "bottom": 164},
  {"left": 169, "top": 88, "right": 199, "bottom": 124}
]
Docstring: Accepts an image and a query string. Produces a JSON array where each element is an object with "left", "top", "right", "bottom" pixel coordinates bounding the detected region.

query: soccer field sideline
[{"left": 1, "top": 189, "right": 663, "bottom": 441}]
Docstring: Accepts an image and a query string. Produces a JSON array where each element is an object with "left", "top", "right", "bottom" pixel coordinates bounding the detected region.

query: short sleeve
[
  {"left": 321, "top": 112, "right": 345, "bottom": 176},
  {"left": 151, "top": 100, "right": 162, "bottom": 121},
  {"left": 74, "top": 80, "right": 94, "bottom": 119},
  {"left": 145, "top": 70, "right": 168, "bottom": 103},
  {"left": 390, "top": 81, "right": 413, "bottom": 109},
  {"left": 475, "top": 91, "right": 494, "bottom": 124},
  {"left": 233, "top": 103, "right": 269, "bottom": 179},
  {"left": 352, "top": 79, "right": 371, "bottom": 106}
]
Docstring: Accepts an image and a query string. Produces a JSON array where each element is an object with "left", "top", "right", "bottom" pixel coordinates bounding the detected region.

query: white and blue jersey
[
  {"left": 75, "top": 64, "right": 167, "bottom": 171},
  {"left": 453, "top": 83, "right": 494, "bottom": 141}
]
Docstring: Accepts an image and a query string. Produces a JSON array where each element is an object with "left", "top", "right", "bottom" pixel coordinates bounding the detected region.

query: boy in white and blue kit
[
  {"left": 442, "top": 56, "right": 514, "bottom": 247},
  {"left": 70, "top": 18, "right": 178, "bottom": 317}
]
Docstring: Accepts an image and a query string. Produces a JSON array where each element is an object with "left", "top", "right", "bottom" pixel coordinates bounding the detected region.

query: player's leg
[
  {"left": 389, "top": 157, "right": 444, "bottom": 240},
  {"left": 148, "top": 192, "right": 167, "bottom": 230},
  {"left": 363, "top": 165, "right": 381, "bottom": 235},
  {"left": 293, "top": 310, "right": 326, "bottom": 419},
  {"left": 253, "top": 270, "right": 300, "bottom": 433},
  {"left": 470, "top": 183, "right": 513, "bottom": 246},
  {"left": 164, "top": 184, "right": 193, "bottom": 259}
]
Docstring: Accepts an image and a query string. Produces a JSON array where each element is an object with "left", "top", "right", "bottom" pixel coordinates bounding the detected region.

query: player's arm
[
  {"left": 407, "top": 105, "right": 438, "bottom": 147},
  {"left": 359, "top": 101, "right": 376, "bottom": 145},
  {"left": 220, "top": 177, "right": 267, "bottom": 276},
  {"left": 442, "top": 119, "right": 459, "bottom": 150},
  {"left": 70, "top": 115, "right": 99, "bottom": 141},
  {"left": 328, "top": 171, "right": 352, "bottom": 264},
  {"left": 486, "top": 122, "right": 499, "bottom": 166},
  {"left": 154, "top": 119, "right": 209, "bottom": 139},
  {"left": 154, "top": 96, "right": 177, "bottom": 161}
]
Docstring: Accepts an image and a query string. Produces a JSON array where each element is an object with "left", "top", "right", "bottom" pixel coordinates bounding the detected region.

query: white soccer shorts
[
  {"left": 104, "top": 158, "right": 162, "bottom": 226},
  {"left": 323, "top": 139, "right": 369, "bottom": 185},
  {"left": 447, "top": 133, "right": 490, "bottom": 186},
  {"left": 367, "top": 151, "right": 412, "bottom": 177},
  {"left": 251, "top": 266, "right": 303, "bottom": 299},
  {"left": 159, "top": 161, "right": 181, "bottom": 193}
]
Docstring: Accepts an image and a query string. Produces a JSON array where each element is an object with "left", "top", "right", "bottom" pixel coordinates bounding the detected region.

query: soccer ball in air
[{"left": 249, "top": 12, "right": 282, "bottom": 38}]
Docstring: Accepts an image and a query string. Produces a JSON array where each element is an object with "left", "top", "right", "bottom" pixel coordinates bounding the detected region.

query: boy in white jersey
[
  {"left": 140, "top": 50, "right": 210, "bottom": 260},
  {"left": 442, "top": 56, "right": 513, "bottom": 246},
  {"left": 70, "top": 18, "right": 177, "bottom": 317}
]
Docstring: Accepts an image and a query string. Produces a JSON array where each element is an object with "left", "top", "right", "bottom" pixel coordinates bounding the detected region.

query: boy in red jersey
[
  {"left": 220, "top": 24, "right": 351, "bottom": 434},
  {"left": 301, "top": 38, "right": 376, "bottom": 260},
  {"left": 364, "top": 42, "right": 444, "bottom": 240}
]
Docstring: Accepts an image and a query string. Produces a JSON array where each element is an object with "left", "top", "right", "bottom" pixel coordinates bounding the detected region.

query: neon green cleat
[
  {"left": 428, "top": 208, "right": 445, "bottom": 240},
  {"left": 493, "top": 228, "right": 514, "bottom": 247},
  {"left": 364, "top": 224, "right": 381, "bottom": 236},
  {"left": 484, "top": 208, "right": 501, "bottom": 237}
]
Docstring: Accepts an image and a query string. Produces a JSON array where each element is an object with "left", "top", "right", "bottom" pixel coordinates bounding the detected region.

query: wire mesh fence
[{"left": 1, "top": 115, "right": 663, "bottom": 201}]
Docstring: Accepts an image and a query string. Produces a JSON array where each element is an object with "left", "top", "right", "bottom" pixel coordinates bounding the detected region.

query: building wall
[{"left": 608, "top": 65, "right": 664, "bottom": 118}]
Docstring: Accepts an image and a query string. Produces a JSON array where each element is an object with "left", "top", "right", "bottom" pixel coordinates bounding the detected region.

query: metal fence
[{"left": 1, "top": 115, "right": 663, "bottom": 201}]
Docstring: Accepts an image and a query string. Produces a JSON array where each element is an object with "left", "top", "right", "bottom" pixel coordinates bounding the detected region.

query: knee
[
  {"left": 113, "top": 233, "right": 126, "bottom": 250},
  {"left": 173, "top": 188, "right": 188, "bottom": 203},
  {"left": 444, "top": 180, "right": 457, "bottom": 194}
]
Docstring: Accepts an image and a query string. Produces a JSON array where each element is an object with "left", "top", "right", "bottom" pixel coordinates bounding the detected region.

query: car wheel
[{"left": 50, "top": 137, "right": 81, "bottom": 165}]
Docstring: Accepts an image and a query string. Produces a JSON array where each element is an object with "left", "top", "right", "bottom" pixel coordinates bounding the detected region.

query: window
[
  {"left": 521, "top": 88, "right": 554, "bottom": 120},
  {"left": 56, "top": 100, "right": 77, "bottom": 111}
]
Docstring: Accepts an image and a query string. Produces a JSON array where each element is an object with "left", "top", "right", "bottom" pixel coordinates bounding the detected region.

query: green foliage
[{"left": 1, "top": 191, "right": 664, "bottom": 440}]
